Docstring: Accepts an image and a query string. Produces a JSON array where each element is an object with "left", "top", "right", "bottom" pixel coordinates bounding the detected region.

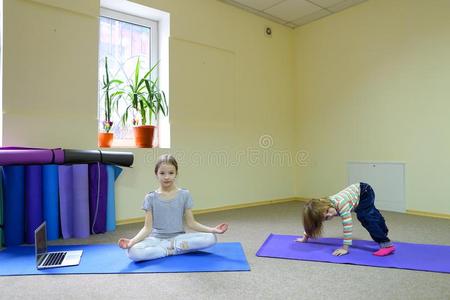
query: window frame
[
  {"left": 98, "top": 8, "right": 166, "bottom": 148},
  {"left": 100, "top": 8, "right": 158, "bottom": 69}
]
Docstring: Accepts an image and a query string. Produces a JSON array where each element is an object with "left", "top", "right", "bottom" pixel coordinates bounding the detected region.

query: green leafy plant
[
  {"left": 101, "top": 57, "right": 124, "bottom": 132},
  {"left": 122, "top": 58, "right": 168, "bottom": 126},
  {"left": 144, "top": 72, "right": 168, "bottom": 124}
]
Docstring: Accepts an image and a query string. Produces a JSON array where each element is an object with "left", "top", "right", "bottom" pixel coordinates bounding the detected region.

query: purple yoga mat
[
  {"left": 58, "top": 165, "right": 91, "bottom": 239},
  {"left": 256, "top": 234, "right": 450, "bottom": 274},
  {"left": 58, "top": 166, "right": 74, "bottom": 239},
  {"left": 89, "top": 163, "right": 107, "bottom": 234},
  {"left": 72, "top": 165, "right": 90, "bottom": 238},
  {"left": 0, "top": 147, "right": 64, "bottom": 166}
]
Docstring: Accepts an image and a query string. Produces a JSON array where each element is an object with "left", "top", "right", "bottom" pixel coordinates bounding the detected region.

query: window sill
[{"left": 98, "top": 138, "right": 169, "bottom": 149}]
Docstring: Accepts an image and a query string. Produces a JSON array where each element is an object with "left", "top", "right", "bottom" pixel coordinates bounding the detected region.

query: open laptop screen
[{"left": 35, "top": 222, "right": 47, "bottom": 264}]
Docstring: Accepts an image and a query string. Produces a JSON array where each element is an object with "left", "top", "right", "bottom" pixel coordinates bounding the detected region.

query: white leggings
[{"left": 127, "top": 232, "right": 217, "bottom": 262}]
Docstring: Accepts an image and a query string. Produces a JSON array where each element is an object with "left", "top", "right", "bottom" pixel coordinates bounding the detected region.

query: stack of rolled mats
[{"left": 0, "top": 147, "right": 134, "bottom": 248}]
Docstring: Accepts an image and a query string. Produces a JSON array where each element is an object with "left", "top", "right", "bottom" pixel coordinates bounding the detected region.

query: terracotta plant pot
[
  {"left": 133, "top": 125, "right": 155, "bottom": 148},
  {"left": 98, "top": 132, "right": 114, "bottom": 148}
]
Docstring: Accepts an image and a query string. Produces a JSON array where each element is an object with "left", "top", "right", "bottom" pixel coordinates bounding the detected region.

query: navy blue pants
[{"left": 355, "top": 183, "right": 390, "bottom": 245}]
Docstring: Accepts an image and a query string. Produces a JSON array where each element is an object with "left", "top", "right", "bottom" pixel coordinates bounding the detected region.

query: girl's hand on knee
[
  {"left": 118, "top": 238, "right": 133, "bottom": 249},
  {"left": 213, "top": 223, "right": 229, "bottom": 234}
]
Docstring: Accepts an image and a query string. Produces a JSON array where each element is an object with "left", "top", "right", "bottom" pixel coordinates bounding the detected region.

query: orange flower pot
[
  {"left": 98, "top": 132, "right": 113, "bottom": 148},
  {"left": 133, "top": 125, "right": 155, "bottom": 148}
]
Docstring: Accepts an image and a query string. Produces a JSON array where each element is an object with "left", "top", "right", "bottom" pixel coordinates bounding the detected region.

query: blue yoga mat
[
  {"left": 2, "top": 166, "right": 25, "bottom": 246},
  {"left": 25, "top": 165, "right": 43, "bottom": 244},
  {"left": 42, "top": 165, "right": 60, "bottom": 240},
  {"left": 0, "top": 242, "right": 250, "bottom": 275},
  {"left": 106, "top": 165, "right": 122, "bottom": 232},
  {"left": 256, "top": 234, "right": 450, "bottom": 274}
]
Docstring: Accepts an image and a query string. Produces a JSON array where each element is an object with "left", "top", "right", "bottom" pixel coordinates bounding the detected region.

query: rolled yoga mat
[
  {"left": 0, "top": 147, "right": 64, "bottom": 166},
  {"left": 106, "top": 165, "right": 123, "bottom": 232},
  {"left": 0, "top": 167, "right": 3, "bottom": 247},
  {"left": 24, "top": 166, "right": 43, "bottom": 244},
  {"left": 58, "top": 165, "right": 91, "bottom": 239},
  {"left": 102, "top": 151, "right": 134, "bottom": 167},
  {"left": 58, "top": 166, "right": 74, "bottom": 239},
  {"left": 89, "top": 163, "right": 108, "bottom": 234},
  {"left": 0, "top": 242, "right": 250, "bottom": 275},
  {"left": 42, "top": 165, "right": 60, "bottom": 240},
  {"left": 72, "top": 165, "right": 90, "bottom": 238},
  {"left": 256, "top": 234, "right": 450, "bottom": 274},
  {"left": 64, "top": 149, "right": 134, "bottom": 167},
  {"left": 2, "top": 166, "right": 25, "bottom": 246}
]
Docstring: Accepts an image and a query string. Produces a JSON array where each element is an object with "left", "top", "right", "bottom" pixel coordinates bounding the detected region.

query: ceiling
[{"left": 219, "top": 0, "right": 368, "bottom": 28}]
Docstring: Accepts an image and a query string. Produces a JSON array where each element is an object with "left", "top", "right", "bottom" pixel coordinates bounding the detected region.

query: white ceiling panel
[
  {"left": 309, "top": 0, "right": 345, "bottom": 8},
  {"left": 231, "top": 0, "right": 285, "bottom": 11},
  {"left": 218, "top": 0, "right": 369, "bottom": 28},
  {"left": 291, "top": 9, "right": 331, "bottom": 26},
  {"left": 264, "top": 0, "right": 322, "bottom": 22},
  {"left": 328, "top": 0, "right": 367, "bottom": 13}
]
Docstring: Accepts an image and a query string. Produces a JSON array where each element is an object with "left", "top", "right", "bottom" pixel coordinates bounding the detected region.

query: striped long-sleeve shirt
[{"left": 328, "top": 183, "right": 361, "bottom": 246}]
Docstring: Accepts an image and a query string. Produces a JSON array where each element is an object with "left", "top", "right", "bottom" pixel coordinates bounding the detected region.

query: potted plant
[
  {"left": 122, "top": 58, "right": 168, "bottom": 148},
  {"left": 98, "top": 57, "right": 123, "bottom": 147}
]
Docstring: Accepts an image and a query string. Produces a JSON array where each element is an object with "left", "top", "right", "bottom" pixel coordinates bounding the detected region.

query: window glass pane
[{"left": 98, "top": 16, "right": 151, "bottom": 140}]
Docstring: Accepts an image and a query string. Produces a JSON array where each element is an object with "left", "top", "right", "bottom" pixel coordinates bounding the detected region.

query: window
[{"left": 98, "top": 5, "right": 170, "bottom": 148}]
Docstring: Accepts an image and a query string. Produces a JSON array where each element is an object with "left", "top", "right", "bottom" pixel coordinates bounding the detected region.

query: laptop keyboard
[{"left": 42, "top": 252, "right": 67, "bottom": 266}]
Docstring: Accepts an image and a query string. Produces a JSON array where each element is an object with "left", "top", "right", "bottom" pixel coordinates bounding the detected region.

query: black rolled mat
[{"left": 63, "top": 149, "right": 134, "bottom": 167}]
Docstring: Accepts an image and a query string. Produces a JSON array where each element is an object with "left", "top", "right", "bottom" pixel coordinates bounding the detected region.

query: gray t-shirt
[{"left": 142, "top": 189, "right": 194, "bottom": 239}]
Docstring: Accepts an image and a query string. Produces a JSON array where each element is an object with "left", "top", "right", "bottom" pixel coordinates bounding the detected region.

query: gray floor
[{"left": 1, "top": 201, "right": 449, "bottom": 300}]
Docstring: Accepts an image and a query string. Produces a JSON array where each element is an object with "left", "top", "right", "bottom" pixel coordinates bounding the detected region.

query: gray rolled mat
[{"left": 63, "top": 149, "right": 133, "bottom": 167}]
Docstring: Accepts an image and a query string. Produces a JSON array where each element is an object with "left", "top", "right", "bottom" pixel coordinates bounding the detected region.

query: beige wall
[
  {"left": 2, "top": 0, "right": 297, "bottom": 220},
  {"left": 293, "top": 0, "right": 450, "bottom": 214},
  {"left": 3, "top": 0, "right": 99, "bottom": 148},
  {"left": 3, "top": 0, "right": 449, "bottom": 220}
]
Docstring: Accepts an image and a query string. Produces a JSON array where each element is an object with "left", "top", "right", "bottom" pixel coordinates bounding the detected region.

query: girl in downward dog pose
[
  {"left": 298, "top": 182, "right": 395, "bottom": 256},
  {"left": 118, "top": 154, "right": 228, "bottom": 261}
]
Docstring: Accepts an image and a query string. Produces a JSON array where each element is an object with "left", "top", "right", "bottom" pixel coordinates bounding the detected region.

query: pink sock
[{"left": 373, "top": 246, "right": 395, "bottom": 256}]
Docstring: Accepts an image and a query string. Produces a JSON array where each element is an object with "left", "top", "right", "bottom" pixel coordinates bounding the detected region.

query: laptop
[{"left": 35, "top": 222, "right": 83, "bottom": 269}]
